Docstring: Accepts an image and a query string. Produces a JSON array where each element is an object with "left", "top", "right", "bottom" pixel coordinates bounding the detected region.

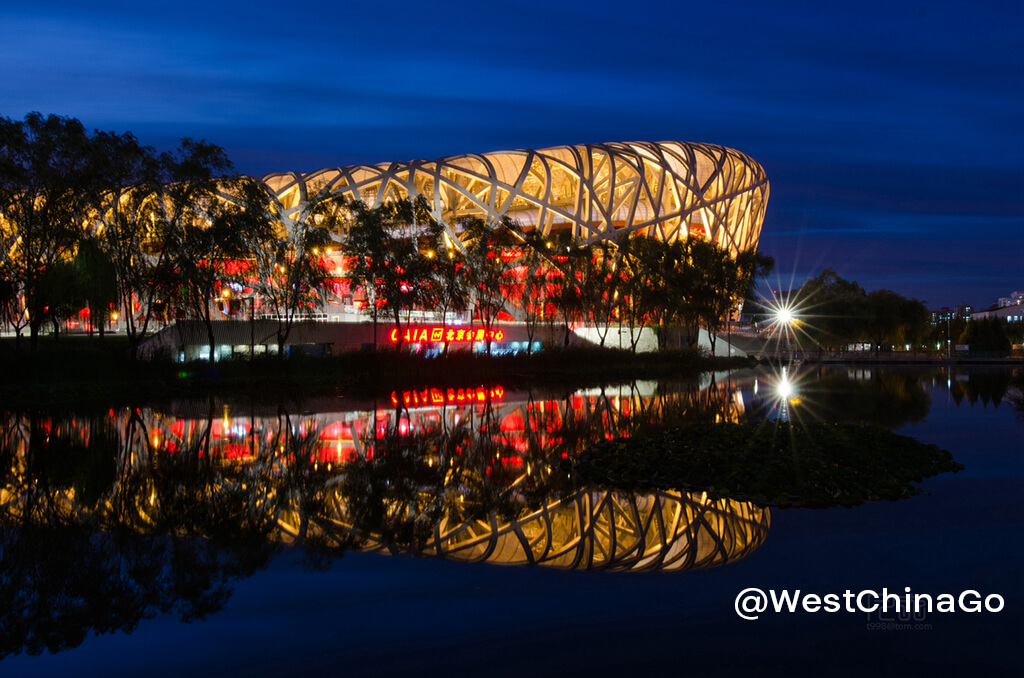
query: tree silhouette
[
  {"left": 0, "top": 113, "right": 96, "bottom": 350},
  {"left": 342, "top": 198, "right": 432, "bottom": 351}
]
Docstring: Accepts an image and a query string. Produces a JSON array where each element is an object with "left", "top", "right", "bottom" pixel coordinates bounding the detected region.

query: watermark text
[{"left": 734, "top": 587, "right": 1004, "bottom": 621}]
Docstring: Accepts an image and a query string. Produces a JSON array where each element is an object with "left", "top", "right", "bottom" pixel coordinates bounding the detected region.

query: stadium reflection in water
[
  {"left": 2, "top": 365, "right": 1016, "bottom": 668},
  {"left": 4, "top": 364, "right": 1007, "bottom": 659},
  {"left": 0, "top": 375, "right": 769, "bottom": 578}
]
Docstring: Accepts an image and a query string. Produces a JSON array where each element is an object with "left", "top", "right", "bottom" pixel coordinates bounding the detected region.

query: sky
[{"left": 2, "top": 0, "right": 1021, "bottom": 308}]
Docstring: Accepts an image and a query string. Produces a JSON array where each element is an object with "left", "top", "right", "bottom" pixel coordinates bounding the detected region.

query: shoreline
[
  {"left": 0, "top": 340, "right": 752, "bottom": 408},
  {"left": 2, "top": 335, "right": 1018, "bottom": 409}
]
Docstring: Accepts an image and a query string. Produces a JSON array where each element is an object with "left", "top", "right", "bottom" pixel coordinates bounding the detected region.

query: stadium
[
  {"left": 148, "top": 141, "right": 770, "bottom": 359},
  {"left": 261, "top": 140, "right": 768, "bottom": 259}
]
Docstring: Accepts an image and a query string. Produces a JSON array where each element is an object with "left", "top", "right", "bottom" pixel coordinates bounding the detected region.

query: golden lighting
[{"left": 256, "top": 141, "right": 767, "bottom": 254}]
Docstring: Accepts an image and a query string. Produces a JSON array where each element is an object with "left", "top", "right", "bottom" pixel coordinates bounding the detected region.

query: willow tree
[{"left": 863, "top": 289, "right": 930, "bottom": 355}]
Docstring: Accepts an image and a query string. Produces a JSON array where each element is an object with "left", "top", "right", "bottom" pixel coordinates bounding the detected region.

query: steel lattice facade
[{"left": 258, "top": 140, "right": 768, "bottom": 254}]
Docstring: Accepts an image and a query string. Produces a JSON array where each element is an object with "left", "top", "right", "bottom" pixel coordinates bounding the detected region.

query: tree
[
  {"left": 625, "top": 236, "right": 701, "bottom": 350},
  {"left": 543, "top": 231, "right": 587, "bottom": 346},
  {"left": 855, "top": 289, "right": 932, "bottom": 355},
  {"left": 902, "top": 298, "right": 932, "bottom": 349},
  {"left": 73, "top": 237, "right": 118, "bottom": 340},
  {"left": 615, "top": 233, "right": 661, "bottom": 352},
  {"left": 505, "top": 232, "right": 551, "bottom": 353},
  {"left": 0, "top": 263, "right": 27, "bottom": 346},
  {"left": 667, "top": 239, "right": 774, "bottom": 354},
  {"left": 461, "top": 216, "right": 519, "bottom": 353},
  {"left": 33, "top": 258, "right": 82, "bottom": 338},
  {"left": 733, "top": 248, "right": 775, "bottom": 316},
  {"left": 958, "top": 318, "right": 1011, "bottom": 353},
  {"left": 0, "top": 113, "right": 97, "bottom": 350},
  {"left": 224, "top": 177, "right": 341, "bottom": 356},
  {"left": 795, "top": 269, "right": 868, "bottom": 352},
  {"left": 864, "top": 289, "right": 907, "bottom": 355},
  {"left": 91, "top": 129, "right": 163, "bottom": 356},
  {"left": 687, "top": 239, "right": 740, "bottom": 354},
  {"left": 422, "top": 213, "right": 471, "bottom": 353},
  {"left": 342, "top": 199, "right": 431, "bottom": 351},
  {"left": 153, "top": 139, "right": 239, "bottom": 360},
  {"left": 576, "top": 240, "right": 621, "bottom": 346}
]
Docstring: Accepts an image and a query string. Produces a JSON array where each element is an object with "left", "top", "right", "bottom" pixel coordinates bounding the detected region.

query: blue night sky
[{"left": 2, "top": 0, "right": 1021, "bottom": 308}]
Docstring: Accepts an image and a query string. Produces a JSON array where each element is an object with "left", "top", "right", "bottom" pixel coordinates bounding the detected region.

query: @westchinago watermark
[{"left": 734, "top": 587, "right": 1004, "bottom": 621}]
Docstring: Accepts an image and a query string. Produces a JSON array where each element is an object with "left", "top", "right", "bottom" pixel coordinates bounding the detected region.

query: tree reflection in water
[
  {"left": 1009, "top": 369, "right": 1024, "bottom": 421},
  {"left": 752, "top": 364, "right": 1020, "bottom": 426},
  {"left": 0, "top": 377, "right": 770, "bottom": 658},
  {"left": 4, "top": 365, "right": 969, "bottom": 659},
  {"left": 747, "top": 365, "right": 935, "bottom": 426}
]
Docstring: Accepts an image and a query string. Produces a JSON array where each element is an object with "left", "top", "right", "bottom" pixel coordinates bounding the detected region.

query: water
[{"left": 2, "top": 365, "right": 1021, "bottom": 676}]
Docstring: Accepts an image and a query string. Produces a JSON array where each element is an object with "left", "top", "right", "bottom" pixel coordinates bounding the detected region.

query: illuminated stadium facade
[
  {"left": 239, "top": 140, "right": 769, "bottom": 339},
  {"left": 261, "top": 140, "right": 768, "bottom": 257},
  {"left": 152, "top": 140, "right": 770, "bottom": 358},
  {"left": 1, "top": 133, "right": 769, "bottom": 353}
]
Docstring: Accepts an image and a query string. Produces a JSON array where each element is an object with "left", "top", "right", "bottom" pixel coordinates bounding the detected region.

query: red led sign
[
  {"left": 391, "top": 385, "right": 506, "bottom": 407},
  {"left": 389, "top": 326, "right": 505, "bottom": 343}
]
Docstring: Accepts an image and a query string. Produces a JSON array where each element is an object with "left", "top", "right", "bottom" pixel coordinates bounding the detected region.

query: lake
[{"left": 2, "top": 364, "right": 1021, "bottom": 676}]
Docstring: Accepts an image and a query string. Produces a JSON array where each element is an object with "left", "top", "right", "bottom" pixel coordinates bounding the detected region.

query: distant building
[
  {"left": 930, "top": 307, "right": 953, "bottom": 325},
  {"left": 930, "top": 304, "right": 972, "bottom": 325},
  {"left": 955, "top": 303, "right": 973, "bottom": 320},
  {"left": 971, "top": 306, "right": 1024, "bottom": 322},
  {"left": 971, "top": 290, "right": 1024, "bottom": 322},
  {"left": 997, "top": 291, "right": 1024, "bottom": 308}
]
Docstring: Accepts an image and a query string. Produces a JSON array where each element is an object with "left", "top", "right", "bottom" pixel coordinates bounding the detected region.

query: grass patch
[{"left": 573, "top": 421, "right": 964, "bottom": 509}]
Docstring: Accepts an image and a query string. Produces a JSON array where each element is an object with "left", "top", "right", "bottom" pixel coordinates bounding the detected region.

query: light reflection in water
[
  {"left": 0, "top": 379, "right": 767, "bottom": 575},
  {"left": 1, "top": 366, "right": 1010, "bottom": 659},
  {"left": 6, "top": 363, "right": 1000, "bottom": 580}
]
